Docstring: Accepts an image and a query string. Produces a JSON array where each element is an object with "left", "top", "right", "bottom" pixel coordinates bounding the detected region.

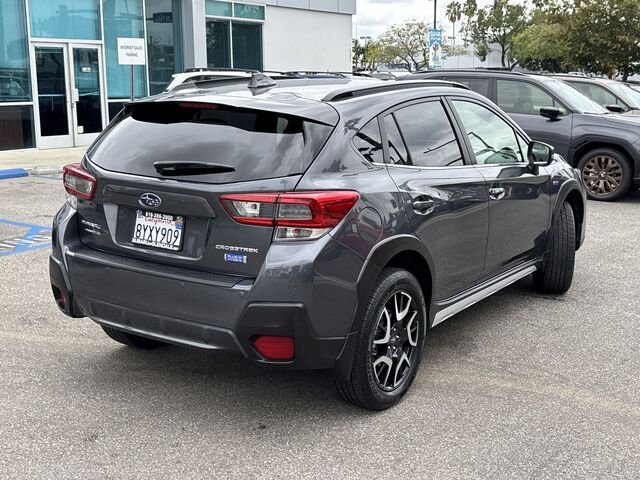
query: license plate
[{"left": 132, "top": 210, "right": 184, "bottom": 251}]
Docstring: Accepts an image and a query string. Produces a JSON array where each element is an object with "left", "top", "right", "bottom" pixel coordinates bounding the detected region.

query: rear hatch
[{"left": 74, "top": 98, "right": 337, "bottom": 277}]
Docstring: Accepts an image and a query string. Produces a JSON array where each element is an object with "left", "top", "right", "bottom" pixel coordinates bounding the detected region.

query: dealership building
[{"left": 0, "top": 0, "right": 355, "bottom": 151}]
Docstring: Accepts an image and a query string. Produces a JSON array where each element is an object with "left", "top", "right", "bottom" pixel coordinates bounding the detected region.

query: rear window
[{"left": 88, "top": 102, "right": 333, "bottom": 183}]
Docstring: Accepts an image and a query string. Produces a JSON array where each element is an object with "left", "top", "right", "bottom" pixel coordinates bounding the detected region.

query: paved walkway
[{"left": 0, "top": 147, "right": 87, "bottom": 175}]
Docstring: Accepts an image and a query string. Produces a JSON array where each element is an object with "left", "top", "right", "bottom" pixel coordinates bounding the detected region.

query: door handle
[
  {"left": 488, "top": 187, "right": 506, "bottom": 200},
  {"left": 412, "top": 198, "right": 435, "bottom": 215}
]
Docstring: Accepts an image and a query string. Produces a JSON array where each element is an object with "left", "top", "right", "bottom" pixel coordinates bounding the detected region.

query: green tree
[
  {"left": 446, "top": 1, "right": 463, "bottom": 46},
  {"left": 568, "top": 0, "right": 640, "bottom": 80},
  {"left": 352, "top": 38, "right": 365, "bottom": 71},
  {"left": 460, "top": 0, "right": 478, "bottom": 41},
  {"left": 512, "top": 2, "right": 573, "bottom": 72},
  {"left": 378, "top": 20, "right": 430, "bottom": 71},
  {"left": 466, "top": 0, "right": 529, "bottom": 69}
]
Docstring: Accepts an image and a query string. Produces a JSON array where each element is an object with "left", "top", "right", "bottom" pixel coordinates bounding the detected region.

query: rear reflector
[
  {"left": 220, "top": 191, "right": 359, "bottom": 240},
  {"left": 253, "top": 335, "right": 295, "bottom": 361},
  {"left": 63, "top": 164, "right": 97, "bottom": 201}
]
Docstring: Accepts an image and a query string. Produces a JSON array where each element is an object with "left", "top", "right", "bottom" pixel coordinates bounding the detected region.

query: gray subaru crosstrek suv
[{"left": 50, "top": 76, "right": 586, "bottom": 410}]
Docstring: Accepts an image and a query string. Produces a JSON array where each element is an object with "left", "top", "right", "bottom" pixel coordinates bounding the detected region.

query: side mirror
[
  {"left": 528, "top": 141, "right": 555, "bottom": 167},
  {"left": 605, "top": 104, "right": 625, "bottom": 113},
  {"left": 539, "top": 106, "right": 561, "bottom": 120}
]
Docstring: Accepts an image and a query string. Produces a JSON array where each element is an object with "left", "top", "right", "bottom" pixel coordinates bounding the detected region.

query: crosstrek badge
[{"left": 224, "top": 253, "right": 247, "bottom": 264}]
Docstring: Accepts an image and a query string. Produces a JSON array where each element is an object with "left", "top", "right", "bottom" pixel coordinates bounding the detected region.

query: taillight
[
  {"left": 63, "top": 164, "right": 97, "bottom": 201},
  {"left": 220, "top": 191, "right": 359, "bottom": 241}
]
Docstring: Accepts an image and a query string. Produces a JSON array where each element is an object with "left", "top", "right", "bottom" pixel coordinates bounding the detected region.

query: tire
[
  {"left": 334, "top": 268, "right": 427, "bottom": 410},
  {"left": 100, "top": 325, "right": 166, "bottom": 349},
  {"left": 577, "top": 148, "right": 632, "bottom": 201},
  {"left": 534, "top": 202, "right": 576, "bottom": 294}
]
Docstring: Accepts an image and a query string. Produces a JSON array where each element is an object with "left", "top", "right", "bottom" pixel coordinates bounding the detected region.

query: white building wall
[{"left": 263, "top": 7, "right": 353, "bottom": 72}]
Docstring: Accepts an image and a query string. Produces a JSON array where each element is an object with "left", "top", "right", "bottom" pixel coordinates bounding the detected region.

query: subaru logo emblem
[{"left": 139, "top": 192, "right": 162, "bottom": 208}]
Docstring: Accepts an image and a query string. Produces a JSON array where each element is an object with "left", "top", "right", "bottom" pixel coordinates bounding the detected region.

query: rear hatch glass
[
  {"left": 88, "top": 101, "right": 334, "bottom": 184},
  {"left": 76, "top": 101, "right": 334, "bottom": 278}
]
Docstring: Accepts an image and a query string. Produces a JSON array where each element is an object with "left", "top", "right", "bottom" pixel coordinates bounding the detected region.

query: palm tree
[
  {"left": 463, "top": 0, "right": 477, "bottom": 18},
  {"left": 446, "top": 1, "right": 463, "bottom": 46},
  {"left": 461, "top": 0, "right": 478, "bottom": 43}
]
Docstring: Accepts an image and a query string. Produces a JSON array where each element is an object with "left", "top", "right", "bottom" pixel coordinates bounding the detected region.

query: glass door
[
  {"left": 34, "top": 44, "right": 73, "bottom": 149},
  {"left": 33, "top": 43, "right": 106, "bottom": 148},
  {"left": 70, "top": 45, "right": 105, "bottom": 146}
]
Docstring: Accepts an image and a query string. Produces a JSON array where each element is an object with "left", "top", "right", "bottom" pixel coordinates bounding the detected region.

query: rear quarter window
[{"left": 447, "top": 77, "right": 491, "bottom": 98}]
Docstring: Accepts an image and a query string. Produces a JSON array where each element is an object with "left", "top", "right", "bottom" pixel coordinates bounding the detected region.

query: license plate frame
[{"left": 131, "top": 209, "right": 184, "bottom": 252}]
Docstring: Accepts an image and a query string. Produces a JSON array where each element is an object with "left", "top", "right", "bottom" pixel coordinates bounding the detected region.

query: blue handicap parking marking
[{"left": 0, "top": 218, "right": 52, "bottom": 257}]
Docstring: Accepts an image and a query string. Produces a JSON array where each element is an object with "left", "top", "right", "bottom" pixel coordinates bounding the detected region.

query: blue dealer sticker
[{"left": 224, "top": 253, "right": 247, "bottom": 264}]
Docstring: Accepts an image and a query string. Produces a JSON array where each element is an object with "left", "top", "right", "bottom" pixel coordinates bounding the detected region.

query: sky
[{"left": 353, "top": 0, "right": 518, "bottom": 40}]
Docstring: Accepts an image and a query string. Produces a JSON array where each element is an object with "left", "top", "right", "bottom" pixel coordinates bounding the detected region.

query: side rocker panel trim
[{"left": 432, "top": 265, "right": 537, "bottom": 327}]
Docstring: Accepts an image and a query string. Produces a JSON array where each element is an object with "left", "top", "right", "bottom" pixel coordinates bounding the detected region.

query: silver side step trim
[{"left": 432, "top": 265, "right": 537, "bottom": 327}]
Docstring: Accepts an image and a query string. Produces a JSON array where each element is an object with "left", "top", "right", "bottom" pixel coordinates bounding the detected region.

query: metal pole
[
  {"left": 433, "top": 0, "right": 437, "bottom": 29},
  {"left": 130, "top": 65, "right": 135, "bottom": 101}
]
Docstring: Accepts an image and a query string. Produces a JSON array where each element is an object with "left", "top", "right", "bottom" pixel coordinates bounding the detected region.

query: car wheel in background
[
  {"left": 335, "top": 268, "right": 426, "bottom": 410},
  {"left": 534, "top": 202, "right": 575, "bottom": 294},
  {"left": 577, "top": 148, "right": 632, "bottom": 201},
  {"left": 100, "top": 326, "right": 166, "bottom": 349}
]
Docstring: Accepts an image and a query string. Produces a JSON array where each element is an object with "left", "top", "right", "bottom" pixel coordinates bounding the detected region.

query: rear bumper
[
  {"left": 50, "top": 250, "right": 346, "bottom": 369},
  {"left": 49, "top": 206, "right": 360, "bottom": 370}
]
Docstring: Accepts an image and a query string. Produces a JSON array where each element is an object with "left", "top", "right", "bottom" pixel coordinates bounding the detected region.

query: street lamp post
[{"left": 432, "top": 0, "right": 437, "bottom": 29}]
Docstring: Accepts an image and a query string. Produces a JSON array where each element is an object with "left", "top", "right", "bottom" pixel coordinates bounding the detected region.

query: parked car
[
  {"left": 626, "top": 80, "right": 640, "bottom": 94},
  {"left": 51, "top": 76, "right": 586, "bottom": 410},
  {"left": 409, "top": 70, "right": 640, "bottom": 200},
  {"left": 549, "top": 74, "right": 640, "bottom": 114}
]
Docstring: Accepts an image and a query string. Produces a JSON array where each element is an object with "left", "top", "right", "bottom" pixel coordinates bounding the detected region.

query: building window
[
  {"left": 29, "top": 0, "right": 101, "bottom": 40},
  {"left": 232, "top": 23, "right": 262, "bottom": 70},
  {"left": 0, "top": 105, "right": 34, "bottom": 150},
  {"left": 205, "top": 2, "right": 264, "bottom": 71},
  {"left": 1, "top": 0, "right": 33, "bottom": 150},
  {"left": 0, "top": 0, "right": 31, "bottom": 102},
  {"left": 103, "top": 0, "right": 147, "bottom": 100},
  {"left": 206, "top": 1, "right": 232, "bottom": 17},
  {"left": 206, "top": 21, "right": 231, "bottom": 69},
  {"left": 145, "top": 0, "right": 183, "bottom": 95},
  {"left": 233, "top": 3, "right": 264, "bottom": 20}
]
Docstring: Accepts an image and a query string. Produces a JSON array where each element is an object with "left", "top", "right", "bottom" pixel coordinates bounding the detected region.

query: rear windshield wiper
[{"left": 154, "top": 161, "right": 236, "bottom": 176}]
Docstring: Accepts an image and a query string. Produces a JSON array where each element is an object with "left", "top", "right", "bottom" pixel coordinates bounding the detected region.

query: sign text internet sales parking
[{"left": 117, "top": 38, "right": 146, "bottom": 65}]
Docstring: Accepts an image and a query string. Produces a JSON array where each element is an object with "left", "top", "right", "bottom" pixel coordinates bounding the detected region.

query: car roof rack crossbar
[{"left": 322, "top": 80, "right": 469, "bottom": 102}]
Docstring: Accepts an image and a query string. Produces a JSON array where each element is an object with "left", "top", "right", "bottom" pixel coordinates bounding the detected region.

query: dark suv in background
[
  {"left": 549, "top": 74, "right": 640, "bottom": 114},
  {"left": 51, "top": 77, "right": 586, "bottom": 410},
  {"left": 410, "top": 70, "right": 640, "bottom": 201}
]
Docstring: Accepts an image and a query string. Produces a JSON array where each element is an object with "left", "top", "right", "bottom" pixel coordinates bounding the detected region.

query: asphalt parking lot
[{"left": 1, "top": 174, "right": 639, "bottom": 479}]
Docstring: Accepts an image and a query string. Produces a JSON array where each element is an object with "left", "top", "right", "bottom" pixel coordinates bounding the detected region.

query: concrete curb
[
  {"left": 29, "top": 166, "right": 64, "bottom": 176},
  {"left": 0, "top": 165, "right": 64, "bottom": 179},
  {"left": 0, "top": 168, "right": 29, "bottom": 180}
]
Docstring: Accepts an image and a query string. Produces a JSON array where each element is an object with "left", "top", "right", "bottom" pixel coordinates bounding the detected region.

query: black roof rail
[
  {"left": 412, "top": 68, "right": 526, "bottom": 76},
  {"left": 171, "top": 72, "right": 301, "bottom": 92},
  {"left": 183, "top": 67, "right": 259, "bottom": 73},
  {"left": 322, "top": 80, "right": 469, "bottom": 102}
]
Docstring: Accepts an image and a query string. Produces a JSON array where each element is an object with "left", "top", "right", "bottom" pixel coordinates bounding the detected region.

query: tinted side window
[
  {"left": 497, "top": 80, "right": 566, "bottom": 115},
  {"left": 353, "top": 118, "right": 384, "bottom": 163},
  {"left": 383, "top": 115, "right": 409, "bottom": 165},
  {"left": 392, "top": 101, "right": 464, "bottom": 167},
  {"left": 452, "top": 100, "right": 524, "bottom": 165},
  {"left": 568, "top": 82, "right": 622, "bottom": 107},
  {"left": 447, "top": 77, "right": 490, "bottom": 98}
]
